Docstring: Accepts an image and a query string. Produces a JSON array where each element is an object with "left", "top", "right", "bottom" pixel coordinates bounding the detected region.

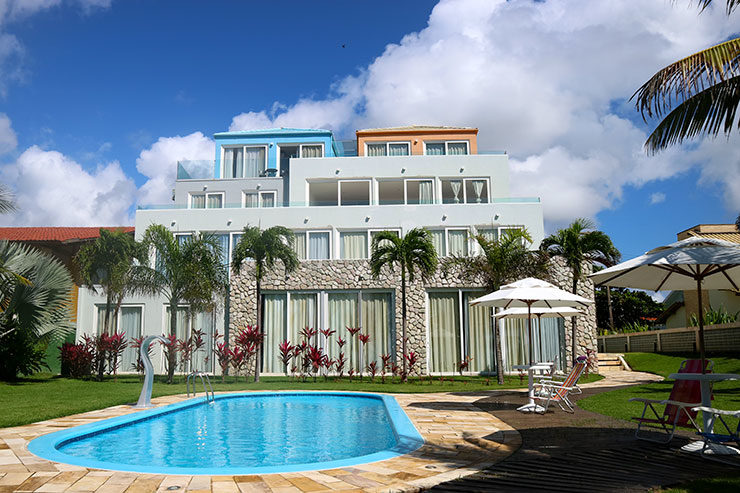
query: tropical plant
[
  {"left": 594, "top": 286, "right": 662, "bottom": 331},
  {"left": 689, "top": 305, "right": 739, "bottom": 326},
  {"left": 76, "top": 228, "right": 147, "bottom": 335},
  {"left": 138, "top": 225, "right": 228, "bottom": 383},
  {"left": 633, "top": 0, "right": 740, "bottom": 153},
  {"left": 370, "top": 228, "right": 437, "bottom": 382},
  {"left": 59, "top": 341, "right": 94, "bottom": 378},
  {"left": 450, "top": 227, "right": 548, "bottom": 384},
  {"left": 0, "top": 184, "right": 15, "bottom": 215},
  {"left": 231, "top": 225, "right": 299, "bottom": 383},
  {"left": 540, "top": 218, "right": 620, "bottom": 364}
]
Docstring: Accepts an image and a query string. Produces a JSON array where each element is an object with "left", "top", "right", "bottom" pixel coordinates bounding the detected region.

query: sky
[{"left": 0, "top": 0, "right": 738, "bottom": 261}]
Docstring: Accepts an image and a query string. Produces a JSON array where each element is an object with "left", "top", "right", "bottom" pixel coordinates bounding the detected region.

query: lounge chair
[
  {"left": 630, "top": 359, "right": 713, "bottom": 444},
  {"left": 532, "top": 356, "right": 587, "bottom": 413},
  {"left": 692, "top": 406, "right": 740, "bottom": 453}
]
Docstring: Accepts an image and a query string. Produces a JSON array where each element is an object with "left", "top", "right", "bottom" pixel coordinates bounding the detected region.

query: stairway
[{"left": 597, "top": 353, "right": 627, "bottom": 372}]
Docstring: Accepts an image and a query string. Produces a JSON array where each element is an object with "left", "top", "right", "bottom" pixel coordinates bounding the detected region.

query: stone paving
[{"left": 0, "top": 391, "right": 520, "bottom": 493}]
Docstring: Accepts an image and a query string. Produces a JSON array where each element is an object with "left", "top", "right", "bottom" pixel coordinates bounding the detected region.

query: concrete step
[{"left": 596, "top": 353, "right": 629, "bottom": 371}]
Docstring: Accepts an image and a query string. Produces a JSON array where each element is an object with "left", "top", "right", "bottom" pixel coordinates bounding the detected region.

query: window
[
  {"left": 427, "top": 290, "right": 494, "bottom": 374},
  {"left": 340, "top": 232, "right": 368, "bottom": 259},
  {"left": 424, "top": 141, "right": 469, "bottom": 155},
  {"left": 366, "top": 142, "right": 410, "bottom": 156},
  {"left": 406, "top": 179, "right": 434, "bottom": 204},
  {"left": 243, "top": 191, "right": 276, "bottom": 208},
  {"left": 308, "top": 181, "right": 338, "bottom": 206},
  {"left": 261, "top": 290, "right": 393, "bottom": 373},
  {"left": 339, "top": 180, "right": 370, "bottom": 206},
  {"left": 190, "top": 192, "right": 223, "bottom": 209},
  {"left": 378, "top": 179, "right": 435, "bottom": 205},
  {"left": 503, "top": 317, "right": 565, "bottom": 373},
  {"left": 95, "top": 304, "right": 143, "bottom": 373},
  {"left": 164, "top": 305, "right": 215, "bottom": 373},
  {"left": 378, "top": 180, "right": 404, "bottom": 205},
  {"left": 430, "top": 229, "right": 470, "bottom": 257},
  {"left": 300, "top": 144, "right": 323, "bottom": 158},
  {"left": 370, "top": 229, "right": 399, "bottom": 251},
  {"left": 293, "top": 231, "right": 331, "bottom": 260},
  {"left": 441, "top": 178, "right": 489, "bottom": 204},
  {"left": 222, "top": 145, "right": 267, "bottom": 178}
]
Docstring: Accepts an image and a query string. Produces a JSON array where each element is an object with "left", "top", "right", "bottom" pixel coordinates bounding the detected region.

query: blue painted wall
[{"left": 213, "top": 128, "right": 338, "bottom": 178}]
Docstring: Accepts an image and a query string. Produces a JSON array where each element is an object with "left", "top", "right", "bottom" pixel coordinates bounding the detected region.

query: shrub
[
  {"left": 0, "top": 326, "right": 48, "bottom": 380},
  {"left": 59, "top": 342, "right": 94, "bottom": 378}
]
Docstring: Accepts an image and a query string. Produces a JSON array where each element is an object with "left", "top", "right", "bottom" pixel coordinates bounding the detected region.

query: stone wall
[{"left": 229, "top": 256, "right": 597, "bottom": 373}]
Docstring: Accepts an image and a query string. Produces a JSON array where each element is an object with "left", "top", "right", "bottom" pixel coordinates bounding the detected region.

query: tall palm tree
[
  {"left": 139, "top": 225, "right": 228, "bottom": 383},
  {"left": 633, "top": 1, "right": 740, "bottom": 153},
  {"left": 231, "top": 226, "right": 299, "bottom": 383},
  {"left": 540, "top": 219, "right": 620, "bottom": 363},
  {"left": 370, "top": 228, "right": 437, "bottom": 381},
  {"left": 454, "top": 228, "right": 548, "bottom": 384},
  {"left": 76, "top": 229, "right": 147, "bottom": 335}
]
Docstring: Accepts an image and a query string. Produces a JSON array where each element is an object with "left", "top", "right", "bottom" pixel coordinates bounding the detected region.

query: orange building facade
[{"left": 356, "top": 125, "right": 478, "bottom": 156}]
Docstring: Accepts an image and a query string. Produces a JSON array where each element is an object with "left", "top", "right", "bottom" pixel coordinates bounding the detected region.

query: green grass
[
  {"left": 0, "top": 371, "right": 603, "bottom": 429},
  {"left": 580, "top": 352, "right": 740, "bottom": 424},
  {"left": 659, "top": 475, "right": 740, "bottom": 493}
]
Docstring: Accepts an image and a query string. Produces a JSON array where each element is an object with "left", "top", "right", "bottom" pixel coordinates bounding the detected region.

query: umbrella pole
[
  {"left": 527, "top": 302, "right": 533, "bottom": 366},
  {"left": 537, "top": 314, "right": 543, "bottom": 363},
  {"left": 697, "top": 278, "right": 706, "bottom": 374}
]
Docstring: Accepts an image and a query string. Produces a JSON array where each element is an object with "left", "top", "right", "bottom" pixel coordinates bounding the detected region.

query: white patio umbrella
[
  {"left": 470, "top": 277, "right": 593, "bottom": 365},
  {"left": 494, "top": 307, "right": 584, "bottom": 363},
  {"left": 589, "top": 237, "right": 740, "bottom": 373}
]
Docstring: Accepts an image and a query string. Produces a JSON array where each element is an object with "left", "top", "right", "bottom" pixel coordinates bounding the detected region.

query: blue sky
[{"left": 0, "top": 0, "right": 738, "bottom": 263}]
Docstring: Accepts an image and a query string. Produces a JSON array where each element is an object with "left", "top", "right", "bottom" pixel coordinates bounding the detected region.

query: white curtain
[
  {"left": 244, "top": 193, "right": 258, "bottom": 208},
  {"left": 536, "top": 317, "right": 565, "bottom": 371},
  {"left": 263, "top": 294, "right": 286, "bottom": 373},
  {"left": 431, "top": 230, "right": 446, "bottom": 257},
  {"left": 389, "top": 143, "right": 409, "bottom": 156},
  {"left": 244, "top": 147, "right": 265, "bottom": 177},
  {"left": 191, "top": 310, "right": 214, "bottom": 372},
  {"left": 231, "top": 234, "right": 242, "bottom": 261},
  {"left": 328, "top": 293, "right": 358, "bottom": 363},
  {"left": 367, "top": 143, "right": 386, "bottom": 156},
  {"left": 191, "top": 194, "right": 206, "bottom": 209},
  {"left": 448, "top": 142, "right": 468, "bottom": 155},
  {"left": 340, "top": 232, "right": 367, "bottom": 259},
  {"left": 96, "top": 305, "right": 115, "bottom": 334},
  {"left": 504, "top": 318, "right": 528, "bottom": 371},
  {"left": 472, "top": 180, "right": 485, "bottom": 203},
  {"left": 426, "top": 143, "right": 445, "bottom": 155},
  {"left": 448, "top": 230, "right": 468, "bottom": 256},
  {"left": 464, "top": 294, "right": 493, "bottom": 373},
  {"left": 429, "top": 292, "right": 460, "bottom": 373},
  {"left": 119, "top": 306, "right": 142, "bottom": 372},
  {"left": 290, "top": 293, "right": 317, "bottom": 344},
  {"left": 223, "top": 148, "right": 243, "bottom": 178},
  {"left": 261, "top": 193, "right": 275, "bottom": 208},
  {"left": 207, "top": 194, "right": 222, "bottom": 208},
  {"left": 293, "top": 233, "right": 307, "bottom": 260},
  {"left": 301, "top": 145, "right": 322, "bottom": 158},
  {"left": 450, "top": 180, "right": 462, "bottom": 203},
  {"left": 165, "top": 306, "right": 189, "bottom": 340},
  {"left": 479, "top": 228, "right": 497, "bottom": 243},
  {"left": 361, "top": 293, "right": 391, "bottom": 367},
  {"left": 418, "top": 180, "right": 433, "bottom": 204},
  {"left": 308, "top": 232, "right": 329, "bottom": 260}
]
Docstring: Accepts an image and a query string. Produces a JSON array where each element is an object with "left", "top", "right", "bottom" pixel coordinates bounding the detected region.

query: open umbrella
[
  {"left": 589, "top": 237, "right": 740, "bottom": 373},
  {"left": 470, "top": 277, "right": 593, "bottom": 365},
  {"left": 494, "top": 307, "right": 584, "bottom": 363}
]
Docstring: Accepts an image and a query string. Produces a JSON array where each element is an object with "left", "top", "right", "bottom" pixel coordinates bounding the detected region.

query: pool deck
[{"left": 0, "top": 391, "right": 521, "bottom": 492}]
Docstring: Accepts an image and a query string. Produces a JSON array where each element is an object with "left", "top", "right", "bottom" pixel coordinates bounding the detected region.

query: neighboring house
[
  {"left": 79, "top": 126, "right": 594, "bottom": 375},
  {"left": 0, "top": 226, "right": 135, "bottom": 371},
  {"left": 660, "top": 224, "right": 740, "bottom": 328}
]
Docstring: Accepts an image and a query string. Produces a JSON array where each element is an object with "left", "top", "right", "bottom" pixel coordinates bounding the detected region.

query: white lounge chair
[{"left": 532, "top": 357, "right": 587, "bottom": 413}]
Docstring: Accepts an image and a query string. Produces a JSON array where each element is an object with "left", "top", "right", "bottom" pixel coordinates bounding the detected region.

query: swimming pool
[{"left": 28, "top": 392, "right": 424, "bottom": 475}]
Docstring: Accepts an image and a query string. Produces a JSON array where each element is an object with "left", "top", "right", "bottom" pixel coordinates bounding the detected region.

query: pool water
[{"left": 29, "top": 392, "right": 423, "bottom": 475}]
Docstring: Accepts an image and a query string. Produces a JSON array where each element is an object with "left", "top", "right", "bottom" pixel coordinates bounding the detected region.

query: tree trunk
[
  {"left": 167, "top": 300, "right": 178, "bottom": 384},
  {"left": 254, "top": 278, "right": 261, "bottom": 383},
  {"left": 606, "top": 286, "right": 614, "bottom": 331},
  {"left": 401, "top": 268, "right": 408, "bottom": 382},
  {"left": 571, "top": 277, "right": 578, "bottom": 364},
  {"left": 493, "top": 307, "right": 505, "bottom": 385},
  {"left": 103, "top": 292, "right": 113, "bottom": 335}
]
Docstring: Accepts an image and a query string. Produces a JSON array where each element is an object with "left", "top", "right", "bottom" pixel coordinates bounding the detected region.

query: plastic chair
[{"left": 532, "top": 356, "right": 588, "bottom": 413}]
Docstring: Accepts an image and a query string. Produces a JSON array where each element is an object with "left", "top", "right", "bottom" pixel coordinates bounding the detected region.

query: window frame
[
  {"left": 440, "top": 177, "right": 490, "bottom": 204},
  {"left": 294, "top": 229, "right": 333, "bottom": 260},
  {"left": 220, "top": 144, "right": 268, "bottom": 178},
  {"left": 338, "top": 179, "right": 372, "bottom": 207},
  {"left": 298, "top": 142, "right": 325, "bottom": 159},
  {"left": 364, "top": 141, "right": 411, "bottom": 157},
  {"left": 404, "top": 178, "right": 436, "bottom": 205},
  {"left": 189, "top": 191, "right": 224, "bottom": 209},
  {"left": 94, "top": 303, "right": 145, "bottom": 335},
  {"left": 243, "top": 190, "right": 277, "bottom": 208},
  {"left": 423, "top": 140, "right": 470, "bottom": 156}
]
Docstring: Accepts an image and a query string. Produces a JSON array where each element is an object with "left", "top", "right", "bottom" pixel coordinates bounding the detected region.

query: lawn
[
  {"left": 579, "top": 352, "right": 740, "bottom": 425},
  {"left": 0, "top": 371, "right": 604, "bottom": 429}
]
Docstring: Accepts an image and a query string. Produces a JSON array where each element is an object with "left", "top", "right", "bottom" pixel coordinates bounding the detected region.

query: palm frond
[
  {"left": 633, "top": 37, "right": 740, "bottom": 120},
  {"left": 696, "top": 0, "right": 740, "bottom": 15},
  {"left": 645, "top": 75, "right": 740, "bottom": 152},
  {"left": 0, "top": 184, "right": 16, "bottom": 215}
]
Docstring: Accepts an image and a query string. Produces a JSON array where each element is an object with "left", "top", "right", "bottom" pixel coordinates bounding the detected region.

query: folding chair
[
  {"left": 532, "top": 356, "right": 587, "bottom": 413},
  {"left": 692, "top": 406, "right": 740, "bottom": 452},
  {"left": 630, "top": 359, "right": 713, "bottom": 443}
]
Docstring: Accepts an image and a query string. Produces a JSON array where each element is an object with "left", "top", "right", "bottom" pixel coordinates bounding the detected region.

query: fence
[{"left": 597, "top": 323, "right": 740, "bottom": 354}]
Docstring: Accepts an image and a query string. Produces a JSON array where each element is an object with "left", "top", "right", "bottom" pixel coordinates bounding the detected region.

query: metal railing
[{"left": 186, "top": 371, "right": 215, "bottom": 403}]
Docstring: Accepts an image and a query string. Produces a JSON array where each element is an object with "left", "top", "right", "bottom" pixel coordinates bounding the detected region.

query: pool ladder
[{"left": 186, "top": 371, "right": 215, "bottom": 403}]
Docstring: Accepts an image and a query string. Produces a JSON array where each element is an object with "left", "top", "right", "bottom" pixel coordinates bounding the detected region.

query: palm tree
[
  {"left": 370, "top": 228, "right": 437, "bottom": 382},
  {"left": 139, "top": 225, "right": 228, "bottom": 383},
  {"left": 76, "top": 229, "right": 147, "bottom": 335},
  {"left": 540, "top": 219, "right": 620, "bottom": 363},
  {"left": 0, "top": 184, "right": 16, "bottom": 215},
  {"left": 231, "top": 226, "right": 299, "bottom": 383},
  {"left": 633, "top": 1, "right": 739, "bottom": 153}
]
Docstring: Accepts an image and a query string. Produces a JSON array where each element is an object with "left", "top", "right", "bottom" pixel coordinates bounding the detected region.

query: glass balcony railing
[{"left": 177, "top": 160, "right": 215, "bottom": 180}]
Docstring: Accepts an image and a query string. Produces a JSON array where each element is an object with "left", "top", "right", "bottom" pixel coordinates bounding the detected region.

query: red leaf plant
[
  {"left": 106, "top": 331, "right": 128, "bottom": 381},
  {"left": 213, "top": 342, "right": 231, "bottom": 383},
  {"left": 405, "top": 351, "right": 419, "bottom": 379},
  {"left": 335, "top": 352, "right": 346, "bottom": 379},
  {"left": 337, "top": 336, "right": 346, "bottom": 348},
  {"left": 177, "top": 337, "right": 194, "bottom": 375},
  {"left": 348, "top": 368, "right": 355, "bottom": 383},
  {"left": 322, "top": 356, "right": 335, "bottom": 382},
  {"left": 458, "top": 356, "right": 473, "bottom": 375},
  {"left": 357, "top": 333, "right": 370, "bottom": 380},
  {"left": 367, "top": 361, "right": 378, "bottom": 381},
  {"left": 59, "top": 342, "right": 94, "bottom": 378},
  {"left": 161, "top": 334, "right": 180, "bottom": 382},
  {"left": 230, "top": 346, "right": 247, "bottom": 381},
  {"left": 306, "top": 345, "right": 325, "bottom": 382},
  {"left": 278, "top": 340, "right": 294, "bottom": 376},
  {"left": 380, "top": 354, "right": 392, "bottom": 383},
  {"left": 300, "top": 327, "right": 317, "bottom": 344}
]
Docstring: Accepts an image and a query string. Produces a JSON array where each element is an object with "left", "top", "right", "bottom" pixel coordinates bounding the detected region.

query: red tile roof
[{"left": 0, "top": 227, "right": 135, "bottom": 243}]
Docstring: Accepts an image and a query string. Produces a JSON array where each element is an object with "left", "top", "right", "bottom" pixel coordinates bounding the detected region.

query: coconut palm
[
  {"left": 540, "top": 218, "right": 620, "bottom": 363},
  {"left": 76, "top": 229, "right": 147, "bottom": 335},
  {"left": 0, "top": 241, "right": 73, "bottom": 379},
  {"left": 633, "top": 1, "right": 740, "bottom": 153},
  {"left": 139, "top": 225, "right": 228, "bottom": 383},
  {"left": 231, "top": 226, "right": 299, "bottom": 383},
  {"left": 370, "top": 228, "right": 437, "bottom": 382}
]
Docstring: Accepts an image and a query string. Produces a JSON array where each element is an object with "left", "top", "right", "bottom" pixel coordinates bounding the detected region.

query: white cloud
[
  {"left": 650, "top": 192, "right": 666, "bottom": 205},
  {"left": 0, "top": 145, "right": 136, "bottom": 226},
  {"left": 136, "top": 132, "right": 214, "bottom": 206},
  {"left": 0, "top": 112, "right": 17, "bottom": 154}
]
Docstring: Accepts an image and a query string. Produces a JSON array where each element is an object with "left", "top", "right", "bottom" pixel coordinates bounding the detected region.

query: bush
[
  {"left": 0, "top": 326, "right": 49, "bottom": 380},
  {"left": 59, "top": 342, "right": 94, "bottom": 378}
]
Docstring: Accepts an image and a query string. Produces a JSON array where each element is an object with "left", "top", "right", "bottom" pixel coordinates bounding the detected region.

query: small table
[
  {"left": 514, "top": 362, "right": 555, "bottom": 413},
  {"left": 668, "top": 372, "right": 740, "bottom": 454}
]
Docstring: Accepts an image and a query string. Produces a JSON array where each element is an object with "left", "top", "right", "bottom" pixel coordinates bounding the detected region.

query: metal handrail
[{"left": 187, "top": 371, "right": 215, "bottom": 403}]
